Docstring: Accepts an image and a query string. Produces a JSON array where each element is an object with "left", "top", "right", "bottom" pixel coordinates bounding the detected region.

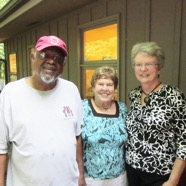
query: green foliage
[
  {"left": 0, "top": 43, "right": 5, "bottom": 84},
  {"left": 0, "top": 0, "right": 11, "bottom": 10},
  {"left": 0, "top": 43, "right": 5, "bottom": 59}
]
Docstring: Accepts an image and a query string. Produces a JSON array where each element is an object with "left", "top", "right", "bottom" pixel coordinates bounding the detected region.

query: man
[{"left": 0, "top": 35, "right": 86, "bottom": 186}]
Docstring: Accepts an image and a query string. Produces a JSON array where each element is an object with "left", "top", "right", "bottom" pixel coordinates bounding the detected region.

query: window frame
[
  {"left": 8, "top": 52, "right": 17, "bottom": 82},
  {"left": 78, "top": 14, "right": 120, "bottom": 99}
]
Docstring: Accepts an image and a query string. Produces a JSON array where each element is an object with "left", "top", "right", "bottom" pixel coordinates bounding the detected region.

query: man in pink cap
[{"left": 0, "top": 35, "right": 86, "bottom": 186}]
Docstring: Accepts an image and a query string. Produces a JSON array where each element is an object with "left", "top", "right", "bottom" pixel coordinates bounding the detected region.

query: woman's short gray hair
[{"left": 131, "top": 42, "right": 165, "bottom": 69}]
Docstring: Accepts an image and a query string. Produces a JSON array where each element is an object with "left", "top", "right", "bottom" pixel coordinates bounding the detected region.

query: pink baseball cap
[{"left": 35, "top": 35, "right": 68, "bottom": 56}]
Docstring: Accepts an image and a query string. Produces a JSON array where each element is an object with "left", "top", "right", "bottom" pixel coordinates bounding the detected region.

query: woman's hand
[{"left": 162, "top": 180, "right": 177, "bottom": 186}]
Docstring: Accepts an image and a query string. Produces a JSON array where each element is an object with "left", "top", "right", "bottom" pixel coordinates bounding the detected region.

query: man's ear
[
  {"left": 63, "top": 60, "right": 66, "bottom": 67},
  {"left": 30, "top": 53, "right": 35, "bottom": 62},
  {"left": 63, "top": 57, "right": 67, "bottom": 67}
]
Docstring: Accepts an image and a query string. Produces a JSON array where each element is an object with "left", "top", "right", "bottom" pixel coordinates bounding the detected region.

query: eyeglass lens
[{"left": 39, "top": 52, "right": 64, "bottom": 63}]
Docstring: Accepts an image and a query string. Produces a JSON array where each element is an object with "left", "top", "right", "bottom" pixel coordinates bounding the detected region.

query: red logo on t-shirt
[{"left": 62, "top": 106, "right": 73, "bottom": 117}]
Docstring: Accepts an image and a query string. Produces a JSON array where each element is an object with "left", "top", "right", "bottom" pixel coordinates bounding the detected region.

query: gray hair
[{"left": 131, "top": 42, "right": 165, "bottom": 69}]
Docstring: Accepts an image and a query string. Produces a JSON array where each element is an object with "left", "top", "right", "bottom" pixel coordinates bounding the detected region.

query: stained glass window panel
[{"left": 84, "top": 24, "right": 117, "bottom": 61}]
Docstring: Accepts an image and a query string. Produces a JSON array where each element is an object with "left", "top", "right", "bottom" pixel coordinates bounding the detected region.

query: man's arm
[
  {"left": 163, "top": 157, "right": 186, "bottom": 186},
  {"left": 0, "top": 154, "right": 8, "bottom": 186},
  {"left": 76, "top": 135, "right": 86, "bottom": 186}
]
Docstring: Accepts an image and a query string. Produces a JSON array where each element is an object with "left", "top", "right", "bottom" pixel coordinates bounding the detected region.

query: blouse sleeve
[{"left": 172, "top": 90, "right": 186, "bottom": 160}]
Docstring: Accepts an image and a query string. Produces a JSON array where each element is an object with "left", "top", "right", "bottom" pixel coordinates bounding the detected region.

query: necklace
[
  {"left": 93, "top": 99, "right": 113, "bottom": 112},
  {"left": 141, "top": 82, "right": 162, "bottom": 103}
]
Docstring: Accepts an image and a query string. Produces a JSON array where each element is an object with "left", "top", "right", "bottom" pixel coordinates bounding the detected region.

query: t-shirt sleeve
[
  {"left": 0, "top": 89, "right": 9, "bottom": 154},
  {"left": 73, "top": 86, "right": 84, "bottom": 136}
]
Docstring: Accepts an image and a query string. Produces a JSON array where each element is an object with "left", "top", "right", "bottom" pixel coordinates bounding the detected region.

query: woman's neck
[
  {"left": 92, "top": 98, "right": 114, "bottom": 113},
  {"left": 141, "top": 81, "right": 161, "bottom": 94}
]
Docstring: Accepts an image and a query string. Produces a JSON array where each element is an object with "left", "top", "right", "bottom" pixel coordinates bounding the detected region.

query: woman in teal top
[{"left": 82, "top": 66, "right": 128, "bottom": 186}]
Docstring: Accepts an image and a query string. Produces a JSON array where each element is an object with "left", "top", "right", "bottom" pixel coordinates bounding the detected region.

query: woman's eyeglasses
[{"left": 134, "top": 63, "right": 158, "bottom": 69}]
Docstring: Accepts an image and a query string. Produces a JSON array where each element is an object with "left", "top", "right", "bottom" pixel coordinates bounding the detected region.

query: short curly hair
[{"left": 90, "top": 66, "right": 118, "bottom": 89}]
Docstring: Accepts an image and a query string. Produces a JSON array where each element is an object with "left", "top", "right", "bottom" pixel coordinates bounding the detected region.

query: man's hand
[
  {"left": 76, "top": 135, "right": 86, "bottom": 186},
  {"left": 78, "top": 175, "right": 86, "bottom": 186},
  {"left": 0, "top": 154, "right": 8, "bottom": 186}
]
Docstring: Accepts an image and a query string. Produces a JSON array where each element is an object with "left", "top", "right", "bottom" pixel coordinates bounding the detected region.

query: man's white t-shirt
[{"left": 0, "top": 78, "right": 83, "bottom": 186}]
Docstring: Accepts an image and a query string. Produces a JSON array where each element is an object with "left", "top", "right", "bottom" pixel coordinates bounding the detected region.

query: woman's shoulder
[
  {"left": 163, "top": 84, "right": 185, "bottom": 96},
  {"left": 116, "top": 101, "right": 128, "bottom": 111},
  {"left": 130, "top": 86, "right": 141, "bottom": 93},
  {"left": 161, "top": 84, "right": 186, "bottom": 106},
  {"left": 82, "top": 99, "right": 92, "bottom": 109},
  {"left": 128, "top": 86, "right": 141, "bottom": 100},
  {"left": 117, "top": 100, "right": 126, "bottom": 106},
  {"left": 82, "top": 98, "right": 89, "bottom": 104}
]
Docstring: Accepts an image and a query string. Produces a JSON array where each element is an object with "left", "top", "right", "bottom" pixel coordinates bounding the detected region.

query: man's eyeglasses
[
  {"left": 38, "top": 52, "right": 65, "bottom": 64},
  {"left": 134, "top": 63, "right": 158, "bottom": 69}
]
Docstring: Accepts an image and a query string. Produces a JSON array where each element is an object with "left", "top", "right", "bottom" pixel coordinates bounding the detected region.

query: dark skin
[
  {"left": 28, "top": 47, "right": 66, "bottom": 90},
  {"left": 76, "top": 135, "right": 86, "bottom": 186},
  {"left": 27, "top": 46, "right": 86, "bottom": 186},
  {"left": 0, "top": 47, "right": 86, "bottom": 186},
  {"left": 0, "top": 154, "right": 8, "bottom": 186}
]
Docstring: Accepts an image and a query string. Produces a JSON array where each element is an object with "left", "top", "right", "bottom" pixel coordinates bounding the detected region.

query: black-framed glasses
[{"left": 38, "top": 52, "right": 65, "bottom": 64}]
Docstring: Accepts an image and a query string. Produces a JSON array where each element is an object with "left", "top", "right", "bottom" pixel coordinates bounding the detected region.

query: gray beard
[{"left": 40, "top": 71, "right": 58, "bottom": 84}]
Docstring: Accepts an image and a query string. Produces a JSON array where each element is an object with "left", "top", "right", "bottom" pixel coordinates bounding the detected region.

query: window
[
  {"left": 84, "top": 24, "right": 118, "bottom": 61},
  {"left": 9, "top": 53, "right": 17, "bottom": 81},
  {"left": 84, "top": 69, "right": 95, "bottom": 98},
  {"left": 80, "top": 16, "right": 119, "bottom": 99}
]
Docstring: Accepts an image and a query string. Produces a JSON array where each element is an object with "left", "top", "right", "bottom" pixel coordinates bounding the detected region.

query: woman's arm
[{"left": 163, "top": 158, "right": 186, "bottom": 186}]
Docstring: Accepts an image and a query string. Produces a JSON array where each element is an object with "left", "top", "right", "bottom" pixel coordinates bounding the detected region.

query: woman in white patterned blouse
[{"left": 126, "top": 42, "right": 186, "bottom": 186}]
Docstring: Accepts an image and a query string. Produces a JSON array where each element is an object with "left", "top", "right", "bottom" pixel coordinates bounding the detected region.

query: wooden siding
[{"left": 3, "top": 0, "right": 186, "bottom": 105}]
